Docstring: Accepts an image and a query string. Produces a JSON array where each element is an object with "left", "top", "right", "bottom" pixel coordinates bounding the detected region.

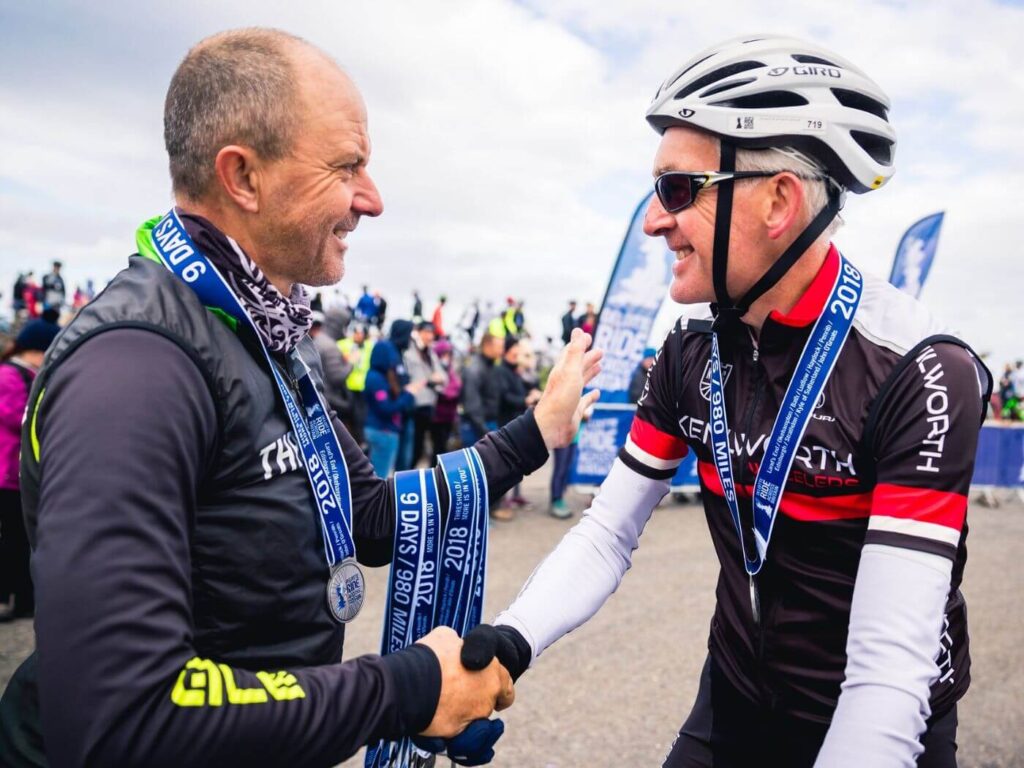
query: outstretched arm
[
  {"left": 497, "top": 328, "right": 685, "bottom": 667},
  {"left": 496, "top": 458, "right": 669, "bottom": 661}
]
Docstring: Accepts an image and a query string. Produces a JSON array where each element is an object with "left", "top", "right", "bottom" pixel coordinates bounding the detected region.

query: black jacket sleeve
[{"left": 31, "top": 329, "right": 432, "bottom": 768}]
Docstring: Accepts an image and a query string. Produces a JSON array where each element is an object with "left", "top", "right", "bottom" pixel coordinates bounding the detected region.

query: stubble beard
[{"left": 263, "top": 209, "right": 346, "bottom": 289}]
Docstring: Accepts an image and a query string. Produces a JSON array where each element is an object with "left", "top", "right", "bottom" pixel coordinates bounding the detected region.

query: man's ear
[
  {"left": 213, "top": 145, "right": 262, "bottom": 213},
  {"left": 764, "top": 172, "right": 806, "bottom": 241}
]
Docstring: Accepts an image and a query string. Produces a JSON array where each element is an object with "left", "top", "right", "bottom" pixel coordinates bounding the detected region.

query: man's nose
[
  {"left": 354, "top": 171, "right": 383, "bottom": 218},
  {"left": 642, "top": 194, "right": 674, "bottom": 237}
]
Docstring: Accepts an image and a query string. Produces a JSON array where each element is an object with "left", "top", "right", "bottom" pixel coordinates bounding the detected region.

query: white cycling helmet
[{"left": 647, "top": 34, "right": 895, "bottom": 193}]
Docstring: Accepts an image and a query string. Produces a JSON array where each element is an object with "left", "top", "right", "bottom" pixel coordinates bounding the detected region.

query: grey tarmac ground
[{"left": 2, "top": 461, "right": 1022, "bottom": 767}]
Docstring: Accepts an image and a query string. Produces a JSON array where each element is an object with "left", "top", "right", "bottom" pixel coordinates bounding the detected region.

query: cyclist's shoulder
[
  {"left": 658, "top": 308, "right": 715, "bottom": 353},
  {"left": 850, "top": 266, "right": 959, "bottom": 357}
]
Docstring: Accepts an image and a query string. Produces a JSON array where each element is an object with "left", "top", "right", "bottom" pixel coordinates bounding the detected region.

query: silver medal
[{"left": 327, "top": 559, "right": 365, "bottom": 624}]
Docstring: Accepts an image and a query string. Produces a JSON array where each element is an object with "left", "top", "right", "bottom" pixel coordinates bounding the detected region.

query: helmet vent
[
  {"left": 700, "top": 77, "right": 757, "bottom": 98},
  {"left": 674, "top": 61, "right": 764, "bottom": 101},
  {"left": 850, "top": 130, "right": 894, "bottom": 165},
  {"left": 711, "top": 91, "right": 809, "bottom": 109},
  {"left": 792, "top": 54, "right": 839, "bottom": 66},
  {"left": 831, "top": 88, "right": 889, "bottom": 120},
  {"left": 675, "top": 52, "right": 716, "bottom": 83}
]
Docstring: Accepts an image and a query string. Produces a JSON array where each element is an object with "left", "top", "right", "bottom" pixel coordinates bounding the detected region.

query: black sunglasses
[{"left": 653, "top": 170, "right": 784, "bottom": 213}]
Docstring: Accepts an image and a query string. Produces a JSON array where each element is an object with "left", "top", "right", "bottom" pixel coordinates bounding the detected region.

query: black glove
[{"left": 459, "top": 623, "right": 532, "bottom": 682}]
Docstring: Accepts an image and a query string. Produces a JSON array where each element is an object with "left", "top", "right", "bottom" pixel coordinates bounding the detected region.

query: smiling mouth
[{"left": 675, "top": 245, "right": 695, "bottom": 260}]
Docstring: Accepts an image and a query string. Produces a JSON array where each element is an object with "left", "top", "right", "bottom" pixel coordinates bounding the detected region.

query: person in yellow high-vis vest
[{"left": 337, "top": 325, "right": 374, "bottom": 445}]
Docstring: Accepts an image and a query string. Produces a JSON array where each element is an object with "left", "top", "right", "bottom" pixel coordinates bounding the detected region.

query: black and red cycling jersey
[{"left": 619, "top": 244, "right": 991, "bottom": 723}]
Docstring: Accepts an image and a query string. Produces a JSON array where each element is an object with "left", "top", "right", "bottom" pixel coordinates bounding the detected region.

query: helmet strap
[
  {"left": 710, "top": 139, "right": 842, "bottom": 330},
  {"left": 711, "top": 142, "right": 741, "bottom": 331},
  {"left": 735, "top": 187, "right": 841, "bottom": 312}
]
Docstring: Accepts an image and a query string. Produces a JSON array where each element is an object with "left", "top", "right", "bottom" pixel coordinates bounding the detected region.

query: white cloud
[{"left": 1, "top": 0, "right": 1021, "bottom": 368}]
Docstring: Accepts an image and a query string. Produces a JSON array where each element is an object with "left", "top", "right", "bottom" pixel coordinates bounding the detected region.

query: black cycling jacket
[{"left": 621, "top": 246, "right": 991, "bottom": 723}]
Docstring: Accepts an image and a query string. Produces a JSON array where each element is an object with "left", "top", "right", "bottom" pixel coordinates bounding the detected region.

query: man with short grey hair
[
  {"left": 484, "top": 34, "right": 989, "bottom": 768},
  {"left": 0, "top": 28, "right": 601, "bottom": 767}
]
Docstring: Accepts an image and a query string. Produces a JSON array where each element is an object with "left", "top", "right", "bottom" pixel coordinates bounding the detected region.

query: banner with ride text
[
  {"left": 889, "top": 212, "right": 944, "bottom": 298},
  {"left": 570, "top": 192, "right": 694, "bottom": 487},
  {"left": 571, "top": 404, "right": 699, "bottom": 490},
  {"left": 585, "top": 191, "right": 673, "bottom": 403}
]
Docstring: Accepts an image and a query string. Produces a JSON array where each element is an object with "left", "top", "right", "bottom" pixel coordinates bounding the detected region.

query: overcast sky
[{"left": 2, "top": 0, "right": 1022, "bottom": 367}]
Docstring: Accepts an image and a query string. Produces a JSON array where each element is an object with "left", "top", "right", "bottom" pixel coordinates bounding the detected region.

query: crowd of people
[
  {"left": 9, "top": 262, "right": 95, "bottom": 322},
  {"left": 307, "top": 287, "right": 603, "bottom": 522}
]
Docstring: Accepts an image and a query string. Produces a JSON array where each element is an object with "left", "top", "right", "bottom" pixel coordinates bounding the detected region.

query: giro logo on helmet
[
  {"left": 767, "top": 66, "right": 789, "bottom": 76},
  {"left": 793, "top": 65, "right": 842, "bottom": 78},
  {"left": 678, "top": 108, "right": 695, "bottom": 118}
]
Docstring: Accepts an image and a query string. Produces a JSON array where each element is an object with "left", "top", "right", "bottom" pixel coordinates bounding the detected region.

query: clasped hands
[{"left": 413, "top": 624, "right": 525, "bottom": 766}]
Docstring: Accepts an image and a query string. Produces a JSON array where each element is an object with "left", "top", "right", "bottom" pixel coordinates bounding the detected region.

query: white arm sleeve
[
  {"left": 814, "top": 544, "right": 954, "bottom": 768},
  {"left": 494, "top": 458, "right": 669, "bottom": 662}
]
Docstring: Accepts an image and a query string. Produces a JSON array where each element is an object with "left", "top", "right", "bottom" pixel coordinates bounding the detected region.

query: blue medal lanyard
[
  {"left": 367, "top": 448, "right": 490, "bottom": 768},
  {"left": 708, "top": 254, "right": 863, "bottom": 616},
  {"left": 147, "top": 210, "right": 359, "bottom": 610}
]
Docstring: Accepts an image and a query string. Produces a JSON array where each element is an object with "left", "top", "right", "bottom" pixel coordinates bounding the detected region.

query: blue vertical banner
[
  {"left": 570, "top": 192, "right": 699, "bottom": 490},
  {"left": 587, "top": 191, "right": 673, "bottom": 403},
  {"left": 889, "top": 212, "right": 944, "bottom": 298}
]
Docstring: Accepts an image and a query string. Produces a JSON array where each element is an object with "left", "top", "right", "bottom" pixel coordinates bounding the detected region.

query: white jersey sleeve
[
  {"left": 814, "top": 543, "right": 954, "bottom": 768},
  {"left": 494, "top": 458, "right": 669, "bottom": 662}
]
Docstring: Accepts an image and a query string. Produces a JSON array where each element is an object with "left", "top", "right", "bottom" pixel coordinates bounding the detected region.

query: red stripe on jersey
[
  {"left": 872, "top": 483, "right": 967, "bottom": 532},
  {"left": 698, "top": 460, "right": 872, "bottom": 521},
  {"left": 630, "top": 417, "right": 688, "bottom": 460}
]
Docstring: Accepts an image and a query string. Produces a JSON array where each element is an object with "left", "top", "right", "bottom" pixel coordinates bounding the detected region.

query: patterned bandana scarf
[{"left": 178, "top": 211, "right": 312, "bottom": 354}]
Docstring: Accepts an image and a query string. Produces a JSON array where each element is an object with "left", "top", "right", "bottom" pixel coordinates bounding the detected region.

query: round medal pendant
[{"left": 327, "top": 559, "right": 365, "bottom": 624}]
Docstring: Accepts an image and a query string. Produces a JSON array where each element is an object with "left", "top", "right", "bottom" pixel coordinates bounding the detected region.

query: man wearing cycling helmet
[{"left": 476, "top": 35, "right": 991, "bottom": 767}]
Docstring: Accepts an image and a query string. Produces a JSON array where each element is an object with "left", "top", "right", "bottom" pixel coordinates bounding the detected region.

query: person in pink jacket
[{"left": 1, "top": 319, "right": 60, "bottom": 620}]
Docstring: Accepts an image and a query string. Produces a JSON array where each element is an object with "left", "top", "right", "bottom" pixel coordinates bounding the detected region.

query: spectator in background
[
  {"left": 363, "top": 341, "right": 422, "bottom": 478},
  {"left": 501, "top": 297, "right": 520, "bottom": 337},
  {"left": 577, "top": 302, "right": 598, "bottom": 335},
  {"left": 337, "top": 324, "right": 374, "bottom": 447},
  {"left": 354, "top": 284, "right": 376, "bottom": 324},
  {"left": 431, "top": 295, "right": 447, "bottom": 339},
  {"left": 11, "top": 272, "right": 30, "bottom": 316},
  {"left": 310, "top": 309, "right": 353, "bottom": 423},
  {"left": 491, "top": 336, "right": 542, "bottom": 519},
  {"left": 461, "top": 330, "right": 502, "bottom": 447},
  {"left": 373, "top": 290, "right": 387, "bottom": 329},
  {"left": 430, "top": 339, "right": 462, "bottom": 464},
  {"left": 72, "top": 285, "right": 89, "bottom": 312},
  {"left": 629, "top": 347, "right": 657, "bottom": 403},
  {"left": 42, "top": 261, "right": 66, "bottom": 312},
  {"left": 459, "top": 299, "right": 481, "bottom": 343},
  {"left": 403, "top": 321, "right": 447, "bottom": 468},
  {"left": 561, "top": 300, "right": 577, "bottom": 345},
  {"left": 22, "top": 273, "right": 41, "bottom": 320},
  {"left": 388, "top": 319, "right": 416, "bottom": 470},
  {"left": 412, "top": 290, "right": 423, "bottom": 321},
  {"left": 0, "top": 320, "right": 61, "bottom": 621},
  {"left": 487, "top": 310, "right": 507, "bottom": 339},
  {"left": 549, "top": 429, "right": 580, "bottom": 520}
]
